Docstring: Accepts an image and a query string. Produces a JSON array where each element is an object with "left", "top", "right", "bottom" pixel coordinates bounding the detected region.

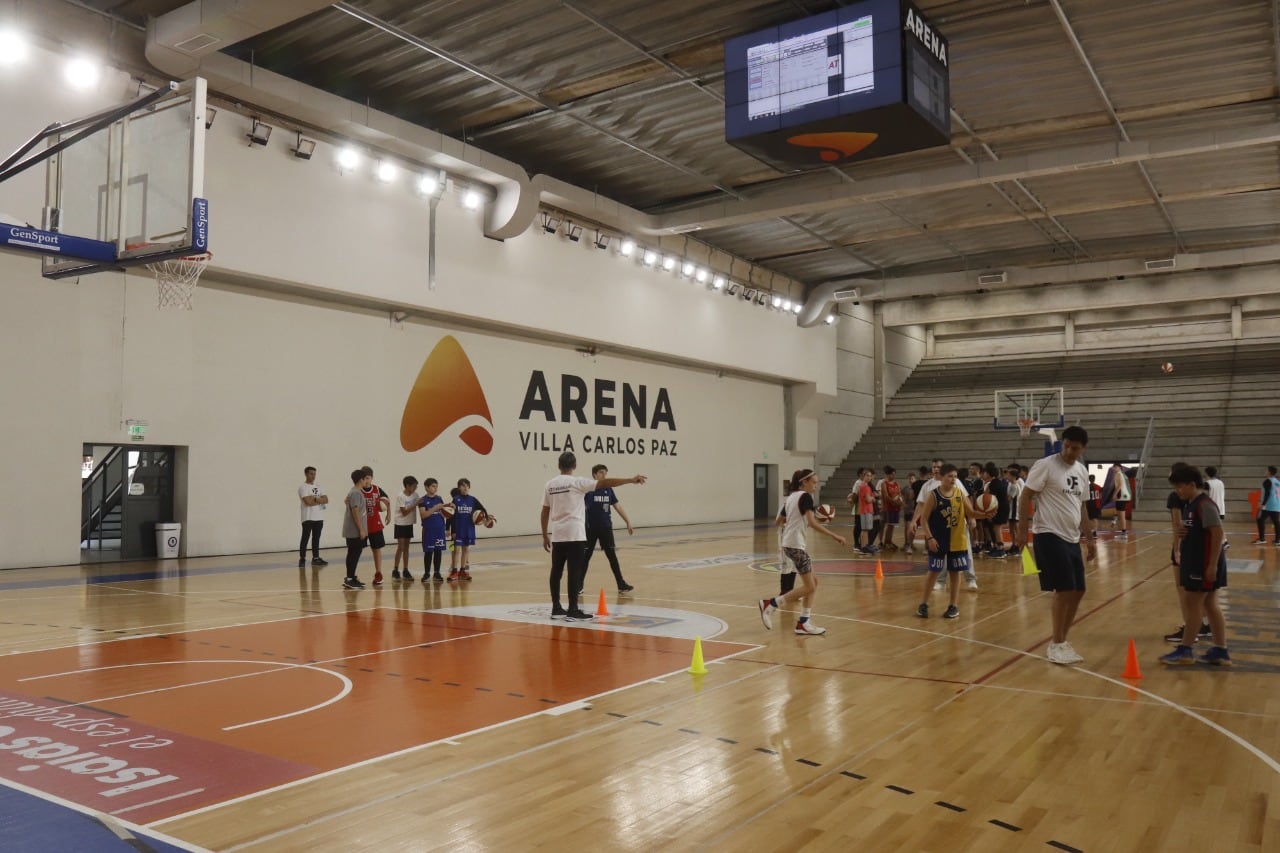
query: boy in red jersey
[{"left": 359, "top": 466, "right": 391, "bottom": 586}]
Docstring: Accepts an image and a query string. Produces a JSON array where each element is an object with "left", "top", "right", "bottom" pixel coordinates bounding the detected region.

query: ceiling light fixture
[
  {"left": 203, "top": 106, "right": 218, "bottom": 130},
  {"left": 337, "top": 147, "right": 360, "bottom": 171},
  {"left": 642, "top": 249, "right": 658, "bottom": 266},
  {"left": 566, "top": 223, "right": 583, "bottom": 243},
  {"left": 462, "top": 189, "right": 481, "bottom": 209},
  {"left": 247, "top": 118, "right": 273, "bottom": 146},
  {"left": 619, "top": 238, "right": 635, "bottom": 257},
  {"left": 64, "top": 57, "right": 100, "bottom": 90},
  {"left": 376, "top": 159, "right": 398, "bottom": 183},
  {"left": 0, "top": 29, "right": 30, "bottom": 65},
  {"left": 662, "top": 255, "right": 676, "bottom": 271},
  {"left": 712, "top": 275, "right": 726, "bottom": 289},
  {"left": 291, "top": 133, "right": 315, "bottom": 160},
  {"left": 540, "top": 212, "right": 562, "bottom": 235},
  {"left": 417, "top": 172, "right": 441, "bottom": 195}
]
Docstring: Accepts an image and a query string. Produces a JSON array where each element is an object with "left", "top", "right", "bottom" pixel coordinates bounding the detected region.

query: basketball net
[
  {"left": 147, "top": 251, "right": 211, "bottom": 310},
  {"left": 1016, "top": 409, "right": 1038, "bottom": 438}
]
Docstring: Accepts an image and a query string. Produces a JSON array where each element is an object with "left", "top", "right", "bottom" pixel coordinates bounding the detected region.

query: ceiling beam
[{"left": 651, "top": 121, "right": 1280, "bottom": 233}]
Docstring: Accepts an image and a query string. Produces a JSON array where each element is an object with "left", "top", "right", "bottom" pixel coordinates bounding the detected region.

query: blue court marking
[{"left": 0, "top": 780, "right": 208, "bottom": 852}]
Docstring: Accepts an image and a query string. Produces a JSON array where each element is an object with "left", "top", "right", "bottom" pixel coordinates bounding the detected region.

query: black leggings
[
  {"left": 549, "top": 541, "right": 587, "bottom": 610},
  {"left": 422, "top": 550, "right": 443, "bottom": 575},
  {"left": 585, "top": 526, "right": 626, "bottom": 586},
  {"left": 1258, "top": 510, "right": 1280, "bottom": 540},
  {"left": 299, "top": 520, "right": 323, "bottom": 559},
  {"left": 345, "top": 537, "right": 365, "bottom": 577}
]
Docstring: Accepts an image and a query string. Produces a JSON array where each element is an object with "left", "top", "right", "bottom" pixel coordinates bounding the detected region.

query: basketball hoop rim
[{"left": 1016, "top": 417, "right": 1038, "bottom": 438}]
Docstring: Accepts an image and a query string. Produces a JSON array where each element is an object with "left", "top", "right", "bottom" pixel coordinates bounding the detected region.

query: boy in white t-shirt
[
  {"left": 1015, "top": 426, "right": 1097, "bottom": 666},
  {"left": 392, "top": 475, "right": 421, "bottom": 582},
  {"left": 298, "top": 466, "right": 329, "bottom": 568},
  {"left": 540, "top": 452, "right": 646, "bottom": 621}
]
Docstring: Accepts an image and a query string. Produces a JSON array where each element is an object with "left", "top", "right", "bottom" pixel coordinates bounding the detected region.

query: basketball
[
  {"left": 474, "top": 510, "right": 487, "bottom": 525},
  {"left": 440, "top": 505, "right": 455, "bottom": 519},
  {"left": 815, "top": 503, "right": 835, "bottom": 522},
  {"left": 975, "top": 493, "right": 998, "bottom": 514},
  {"left": 1161, "top": 362, "right": 1174, "bottom": 374},
  {"left": 484, "top": 516, "right": 496, "bottom": 529}
]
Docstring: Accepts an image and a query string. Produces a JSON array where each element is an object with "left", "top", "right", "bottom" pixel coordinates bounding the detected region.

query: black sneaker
[
  {"left": 916, "top": 603, "right": 928, "bottom": 618},
  {"left": 619, "top": 584, "right": 635, "bottom": 594},
  {"left": 391, "top": 570, "right": 401, "bottom": 581},
  {"left": 311, "top": 557, "right": 328, "bottom": 567},
  {"left": 564, "top": 610, "right": 594, "bottom": 622},
  {"left": 343, "top": 577, "right": 365, "bottom": 589},
  {"left": 550, "top": 605, "right": 567, "bottom": 620},
  {"left": 1164, "top": 625, "right": 1187, "bottom": 643},
  {"left": 1196, "top": 622, "right": 1212, "bottom": 639},
  {"left": 943, "top": 605, "right": 960, "bottom": 619},
  {"left": 402, "top": 572, "right": 414, "bottom": 583},
  {"left": 297, "top": 558, "right": 306, "bottom": 568},
  {"left": 432, "top": 573, "right": 444, "bottom": 582}
]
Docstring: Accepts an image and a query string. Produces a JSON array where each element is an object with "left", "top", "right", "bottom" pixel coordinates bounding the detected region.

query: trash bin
[{"left": 155, "top": 522, "right": 182, "bottom": 558}]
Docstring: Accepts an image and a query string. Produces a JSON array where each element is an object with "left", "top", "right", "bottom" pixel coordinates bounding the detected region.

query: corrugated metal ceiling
[{"left": 79, "top": 0, "right": 1280, "bottom": 296}]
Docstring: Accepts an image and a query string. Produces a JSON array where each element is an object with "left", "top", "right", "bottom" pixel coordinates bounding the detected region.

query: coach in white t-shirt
[
  {"left": 541, "top": 451, "right": 646, "bottom": 622},
  {"left": 1015, "top": 426, "right": 1096, "bottom": 666},
  {"left": 298, "top": 466, "right": 329, "bottom": 568}
]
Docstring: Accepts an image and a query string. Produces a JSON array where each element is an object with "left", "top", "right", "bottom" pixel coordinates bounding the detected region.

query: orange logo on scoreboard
[{"left": 786, "top": 131, "right": 879, "bottom": 162}]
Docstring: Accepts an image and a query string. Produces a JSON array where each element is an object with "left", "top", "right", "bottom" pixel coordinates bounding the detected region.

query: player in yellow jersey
[{"left": 915, "top": 464, "right": 978, "bottom": 619}]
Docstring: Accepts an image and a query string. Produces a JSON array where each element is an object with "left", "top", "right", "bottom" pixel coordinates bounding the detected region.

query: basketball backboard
[
  {"left": 0, "top": 78, "right": 208, "bottom": 278},
  {"left": 993, "top": 387, "right": 1065, "bottom": 434}
]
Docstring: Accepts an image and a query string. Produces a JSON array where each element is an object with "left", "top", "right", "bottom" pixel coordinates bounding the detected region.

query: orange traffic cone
[
  {"left": 874, "top": 558, "right": 884, "bottom": 580},
  {"left": 595, "top": 588, "right": 610, "bottom": 618},
  {"left": 1122, "top": 638, "right": 1143, "bottom": 680},
  {"left": 688, "top": 636, "right": 708, "bottom": 675}
]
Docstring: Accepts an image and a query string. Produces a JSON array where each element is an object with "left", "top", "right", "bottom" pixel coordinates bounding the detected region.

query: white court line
[
  {"left": 18, "top": 659, "right": 354, "bottom": 732},
  {"left": 151, "top": 640, "right": 766, "bottom": 831},
  {"left": 181, "top": 661, "right": 785, "bottom": 849},
  {"left": 0, "top": 774, "right": 211, "bottom": 852},
  {"left": 972, "top": 682, "right": 1280, "bottom": 719},
  {"left": 108, "top": 787, "right": 207, "bottom": 816}
]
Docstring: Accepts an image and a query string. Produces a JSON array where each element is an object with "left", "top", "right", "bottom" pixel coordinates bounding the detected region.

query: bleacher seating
[{"left": 825, "top": 340, "right": 1280, "bottom": 522}]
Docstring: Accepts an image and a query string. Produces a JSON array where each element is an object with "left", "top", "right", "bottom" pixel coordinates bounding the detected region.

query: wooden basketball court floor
[{"left": 0, "top": 521, "right": 1275, "bottom": 851}]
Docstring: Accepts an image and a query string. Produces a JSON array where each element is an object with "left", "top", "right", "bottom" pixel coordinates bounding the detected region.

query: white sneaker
[
  {"left": 1046, "top": 643, "right": 1071, "bottom": 665},
  {"left": 794, "top": 621, "right": 826, "bottom": 635},
  {"left": 903, "top": 545, "right": 914, "bottom": 556},
  {"left": 758, "top": 599, "right": 776, "bottom": 630},
  {"left": 965, "top": 575, "right": 979, "bottom": 591},
  {"left": 1058, "top": 641, "right": 1084, "bottom": 664},
  {"left": 933, "top": 577, "right": 945, "bottom": 591}
]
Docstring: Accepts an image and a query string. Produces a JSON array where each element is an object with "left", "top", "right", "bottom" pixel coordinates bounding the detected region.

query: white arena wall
[{"left": 0, "top": 48, "right": 833, "bottom": 569}]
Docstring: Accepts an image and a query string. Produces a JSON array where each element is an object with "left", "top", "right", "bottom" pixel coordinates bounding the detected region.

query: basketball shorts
[
  {"left": 1033, "top": 532, "right": 1085, "bottom": 592},
  {"left": 927, "top": 550, "right": 970, "bottom": 573},
  {"left": 859, "top": 513, "right": 873, "bottom": 528},
  {"left": 365, "top": 530, "right": 386, "bottom": 550},
  {"left": 422, "top": 536, "right": 447, "bottom": 552},
  {"left": 1115, "top": 500, "right": 1130, "bottom": 512},
  {"left": 393, "top": 524, "right": 414, "bottom": 540},
  {"left": 1085, "top": 503, "right": 1101, "bottom": 520},
  {"left": 782, "top": 547, "right": 813, "bottom": 575},
  {"left": 885, "top": 510, "right": 901, "bottom": 523},
  {"left": 1179, "top": 558, "right": 1227, "bottom": 592},
  {"left": 454, "top": 530, "right": 476, "bottom": 547}
]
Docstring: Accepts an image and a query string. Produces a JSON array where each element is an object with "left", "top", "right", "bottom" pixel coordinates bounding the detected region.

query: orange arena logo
[
  {"left": 400, "top": 335, "right": 495, "bottom": 455},
  {"left": 786, "top": 131, "right": 878, "bottom": 162}
]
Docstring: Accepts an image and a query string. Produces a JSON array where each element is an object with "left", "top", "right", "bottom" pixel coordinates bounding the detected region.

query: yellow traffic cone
[
  {"left": 1021, "top": 546, "right": 1040, "bottom": 576},
  {"left": 688, "top": 636, "right": 708, "bottom": 675}
]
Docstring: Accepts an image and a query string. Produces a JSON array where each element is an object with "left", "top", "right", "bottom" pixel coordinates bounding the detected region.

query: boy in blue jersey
[
  {"left": 584, "top": 464, "right": 636, "bottom": 594},
  {"left": 1161, "top": 466, "right": 1231, "bottom": 665},
  {"left": 417, "top": 478, "right": 449, "bottom": 582},
  {"left": 448, "top": 478, "right": 490, "bottom": 582},
  {"left": 915, "top": 464, "right": 976, "bottom": 619}
]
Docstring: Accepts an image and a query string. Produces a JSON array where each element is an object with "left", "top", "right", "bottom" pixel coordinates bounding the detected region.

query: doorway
[
  {"left": 753, "top": 464, "right": 778, "bottom": 520},
  {"left": 81, "top": 444, "right": 176, "bottom": 562}
]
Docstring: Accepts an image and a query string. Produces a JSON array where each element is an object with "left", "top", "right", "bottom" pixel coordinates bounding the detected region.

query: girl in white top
[{"left": 758, "top": 468, "right": 847, "bottom": 635}]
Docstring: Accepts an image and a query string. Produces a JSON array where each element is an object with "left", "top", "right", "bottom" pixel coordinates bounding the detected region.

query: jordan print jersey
[{"left": 926, "top": 488, "right": 968, "bottom": 553}]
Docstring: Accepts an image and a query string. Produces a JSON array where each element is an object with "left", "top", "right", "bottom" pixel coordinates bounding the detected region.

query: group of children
[
  {"left": 341, "top": 466, "right": 494, "bottom": 590},
  {"left": 847, "top": 461, "right": 1030, "bottom": 560}
]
